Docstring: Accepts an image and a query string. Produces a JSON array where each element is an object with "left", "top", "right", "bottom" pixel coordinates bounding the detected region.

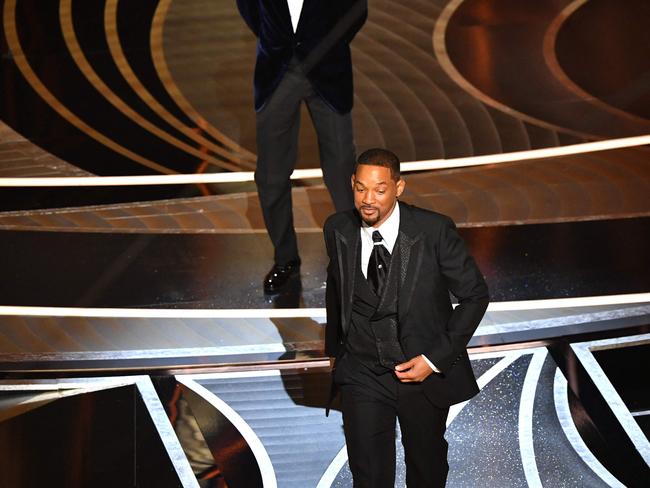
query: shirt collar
[{"left": 361, "top": 201, "right": 400, "bottom": 252}]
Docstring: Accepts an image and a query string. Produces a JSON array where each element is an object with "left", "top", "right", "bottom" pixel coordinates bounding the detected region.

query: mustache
[{"left": 360, "top": 205, "right": 378, "bottom": 211}]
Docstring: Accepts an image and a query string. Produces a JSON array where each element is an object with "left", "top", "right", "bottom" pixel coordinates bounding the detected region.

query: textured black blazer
[
  {"left": 323, "top": 202, "right": 489, "bottom": 407},
  {"left": 236, "top": 0, "right": 367, "bottom": 113}
]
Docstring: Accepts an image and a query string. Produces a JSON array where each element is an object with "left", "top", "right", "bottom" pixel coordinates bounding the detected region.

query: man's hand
[{"left": 395, "top": 356, "right": 434, "bottom": 382}]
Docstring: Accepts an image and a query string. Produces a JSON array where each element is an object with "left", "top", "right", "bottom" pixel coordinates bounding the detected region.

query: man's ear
[
  {"left": 351, "top": 174, "right": 356, "bottom": 188},
  {"left": 396, "top": 178, "right": 405, "bottom": 198}
]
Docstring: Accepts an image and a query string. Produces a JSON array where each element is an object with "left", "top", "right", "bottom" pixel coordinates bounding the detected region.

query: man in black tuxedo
[
  {"left": 236, "top": 0, "right": 367, "bottom": 292},
  {"left": 324, "top": 148, "right": 489, "bottom": 487}
]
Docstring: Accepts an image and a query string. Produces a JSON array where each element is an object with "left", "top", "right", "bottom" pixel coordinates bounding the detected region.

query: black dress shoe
[{"left": 263, "top": 260, "right": 300, "bottom": 293}]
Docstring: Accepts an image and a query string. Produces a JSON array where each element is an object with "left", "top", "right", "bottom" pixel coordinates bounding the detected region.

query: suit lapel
[
  {"left": 397, "top": 203, "right": 424, "bottom": 324},
  {"left": 294, "top": 0, "right": 312, "bottom": 35},
  {"left": 277, "top": 0, "right": 294, "bottom": 32},
  {"left": 334, "top": 214, "right": 359, "bottom": 333},
  {"left": 335, "top": 204, "right": 422, "bottom": 329}
]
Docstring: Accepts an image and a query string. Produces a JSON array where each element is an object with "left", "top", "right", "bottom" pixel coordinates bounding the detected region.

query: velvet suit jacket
[
  {"left": 236, "top": 0, "right": 367, "bottom": 113},
  {"left": 324, "top": 202, "right": 489, "bottom": 407}
]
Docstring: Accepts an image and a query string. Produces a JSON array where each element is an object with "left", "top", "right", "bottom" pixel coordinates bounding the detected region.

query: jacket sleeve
[
  {"left": 324, "top": 220, "right": 342, "bottom": 358},
  {"left": 426, "top": 217, "right": 489, "bottom": 372},
  {"left": 236, "top": 0, "right": 260, "bottom": 37}
]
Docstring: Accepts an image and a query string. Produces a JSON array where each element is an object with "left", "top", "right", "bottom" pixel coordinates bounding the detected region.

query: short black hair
[{"left": 355, "top": 148, "right": 401, "bottom": 181}]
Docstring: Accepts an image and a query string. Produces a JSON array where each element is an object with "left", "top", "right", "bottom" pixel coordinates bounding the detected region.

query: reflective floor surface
[
  {"left": 2, "top": 336, "right": 649, "bottom": 487},
  {"left": 2, "top": 217, "right": 649, "bottom": 308}
]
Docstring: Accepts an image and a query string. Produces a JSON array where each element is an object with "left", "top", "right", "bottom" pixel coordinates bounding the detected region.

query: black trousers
[
  {"left": 334, "top": 354, "right": 450, "bottom": 488},
  {"left": 255, "top": 60, "right": 356, "bottom": 265}
]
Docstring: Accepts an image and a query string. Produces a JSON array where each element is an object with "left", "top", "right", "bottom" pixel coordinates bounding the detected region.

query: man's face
[{"left": 352, "top": 164, "right": 405, "bottom": 227}]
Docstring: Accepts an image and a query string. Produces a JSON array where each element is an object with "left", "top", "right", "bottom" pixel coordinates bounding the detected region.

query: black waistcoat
[{"left": 346, "top": 241, "right": 406, "bottom": 374}]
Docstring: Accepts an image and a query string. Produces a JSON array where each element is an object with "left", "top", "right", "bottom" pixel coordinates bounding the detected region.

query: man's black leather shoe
[{"left": 263, "top": 260, "right": 300, "bottom": 293}]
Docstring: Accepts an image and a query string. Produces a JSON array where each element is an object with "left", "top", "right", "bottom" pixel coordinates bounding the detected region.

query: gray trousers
[{"left": 255, "top": 60, "right": 355, "bottom": 265}]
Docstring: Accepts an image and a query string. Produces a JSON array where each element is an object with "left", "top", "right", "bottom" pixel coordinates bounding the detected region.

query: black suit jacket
[
  {"left": 236, "top": 0, "right": 367, "bottom": 113},
  {"left": 324, "top": 202, "right": 489, "bottom": 407}
]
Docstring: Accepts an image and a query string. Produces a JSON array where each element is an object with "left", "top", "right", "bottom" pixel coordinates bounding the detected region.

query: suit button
[{"left": 296, "top": 41, "right": 302, "bottom": 47}]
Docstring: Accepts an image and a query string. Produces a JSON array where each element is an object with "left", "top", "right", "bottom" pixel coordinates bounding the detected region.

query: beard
[{"left": 359, "top": 205, "right": 381, "bottom": 226}]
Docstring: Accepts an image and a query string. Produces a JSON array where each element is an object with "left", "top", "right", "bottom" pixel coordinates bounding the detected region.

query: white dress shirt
[
  {"left": 360, "top": 201, "right": 400, "bottom": 278},
  {"left": 359, "top": 202, "right": 439, "bottom": 373},
  {"left": 287, "top": 0, "right": 303, "bottom": 33}
]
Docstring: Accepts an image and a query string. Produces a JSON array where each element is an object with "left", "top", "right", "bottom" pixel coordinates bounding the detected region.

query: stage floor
[{"left": 2, "top": 338, "right": 649, "bottom": 487}]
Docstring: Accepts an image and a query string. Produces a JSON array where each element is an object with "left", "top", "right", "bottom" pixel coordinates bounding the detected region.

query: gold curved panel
[
  {"left": 3, "top": 0, "right": 176, "bottom": 175},
  {"left": 58, "top": 0, "right": 243, "bottom": 173},
  {"left": 542, "top": 0, "right": 650, "bottom": 125},
  {"left": 433, "top": 0, "right": 592, "bottom": 140},
  {"left": 61, "top": 0, "right": 244, "bottom": 172},
  {"left": 103, "top": 0, "right": 255, "bottom": 170},
  {"left": 149, "top": 0, "right": 257, "bottom": 164}
]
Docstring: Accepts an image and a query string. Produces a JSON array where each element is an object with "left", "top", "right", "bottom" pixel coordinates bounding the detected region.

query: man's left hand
[{"left": 395, "top": 356, "right": 434, "bottom": 382}]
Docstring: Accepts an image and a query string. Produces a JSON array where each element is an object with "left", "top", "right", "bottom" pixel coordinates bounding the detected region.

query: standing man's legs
[
  {"left": 255, "top": 68, "right": 306, "bottom": 269},
  {"left": 306, "top": 92, "right": 355, "bottom": 212},
  {"left": 256, "top": 66, "right": 356, "bottom": 292}
]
